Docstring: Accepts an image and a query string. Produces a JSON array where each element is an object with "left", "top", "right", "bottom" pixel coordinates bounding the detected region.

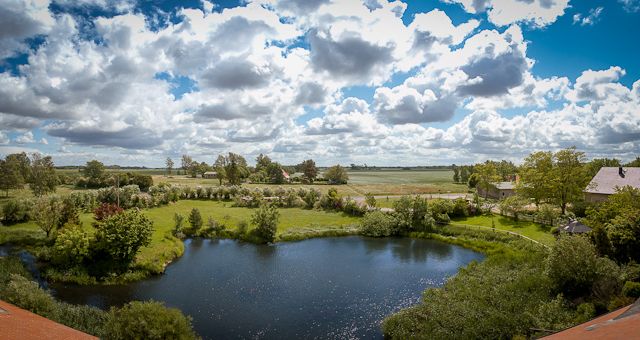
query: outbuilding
[{"left": 585, "top": 167, "right": 640, "bottom": 202}]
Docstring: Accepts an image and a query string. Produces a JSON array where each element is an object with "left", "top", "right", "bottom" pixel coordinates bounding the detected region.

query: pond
[{"left": 52, "top": 237, "right": 483, "bottom": 339}]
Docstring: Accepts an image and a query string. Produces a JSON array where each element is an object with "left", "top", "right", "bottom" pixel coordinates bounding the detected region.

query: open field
[
  {"left": 451, "top": 215, "right": 555, "bottom": 246},
  {"left": 150, "top": 170, "right": 466, "bottom": 196}
]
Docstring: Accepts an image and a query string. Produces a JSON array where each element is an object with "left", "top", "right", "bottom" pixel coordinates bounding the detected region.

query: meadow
[
  {"left": 149, "top": 169, "right": 467, "bottom": 196},
  {"left": 451, "top": 215, "right": 555, "bottom": 246}
]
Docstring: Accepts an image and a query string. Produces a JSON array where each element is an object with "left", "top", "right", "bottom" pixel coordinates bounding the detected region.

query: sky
[{"left": 0, "top": 0, "right": 639, "bottom": 167}]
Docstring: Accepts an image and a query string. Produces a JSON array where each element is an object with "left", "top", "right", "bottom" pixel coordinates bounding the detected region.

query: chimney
[{"left": 619, "top": 166, "right": 625, "bottom": 178}]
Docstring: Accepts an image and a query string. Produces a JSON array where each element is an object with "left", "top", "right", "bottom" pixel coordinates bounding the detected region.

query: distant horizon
[{"left": 1, "top": 0, "right": 639, "bottom": 167}]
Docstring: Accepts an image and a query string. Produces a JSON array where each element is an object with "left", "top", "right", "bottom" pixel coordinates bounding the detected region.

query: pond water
[{"left": 52, "top": 237, "right": 483, "bottom": 339}]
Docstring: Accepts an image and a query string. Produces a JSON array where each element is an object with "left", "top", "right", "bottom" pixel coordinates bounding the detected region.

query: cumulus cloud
[
  {"left": 0, "top": 0, "right": 55, "bottom": 58},
  {"left": 15, "top": 131, "right": 35, "bottom": 144},
  {"left": 445, "top": 0, "right": 570, "bottom": 27}
]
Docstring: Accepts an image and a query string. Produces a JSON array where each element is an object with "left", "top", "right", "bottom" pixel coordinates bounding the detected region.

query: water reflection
[{"left": 51, "top": 236, "right": 483, "bottom": 339}]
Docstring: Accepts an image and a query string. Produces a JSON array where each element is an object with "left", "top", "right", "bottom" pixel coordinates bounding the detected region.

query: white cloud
[
  {"left": 0, "top": 0, "right": 55, "bottom": 58},
  {"left": 0, "top": 132, "right": 9, "bottom": 145},
  {"left": 444, "top": 0, "right": 570, "bottom": 27},
  {"left": 15, "top": 131, "right": 35, "bottom": 144},
  {"left": 573, "top": 7, "right": 604, "bottom": 26}
]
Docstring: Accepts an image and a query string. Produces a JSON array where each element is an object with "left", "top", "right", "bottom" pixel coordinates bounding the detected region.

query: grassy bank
[
  {"left": 451, "top": 215, "right": 555, "bottom": 246},
  {"left": 2, "top": 200, "right": 362, "bottom": 284}
]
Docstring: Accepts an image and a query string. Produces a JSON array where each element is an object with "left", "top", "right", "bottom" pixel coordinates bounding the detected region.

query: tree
[
  {"left": 33, "top": 196, "right": 63, "bottom": 238},
  {"left": 187, "top": 208, "right": 203, "bottom": 235},
  {"left": 181, "top": 154, "right": 193, "bottom": 176},
  {"left": 106, "top": 301, "right": 198, "bottom": 340},
  {"left": 224, "top": 152, "right": 248, "bottom": 185},
  {"left": 536, "top": 204, "right": 559, "bottom": 226},
  {"left": 474, "top": 161, "right": 500, "bottom": 199},
  {"left": 452, "top": 165, "right": 460, "bottom": 183},
  {"left": 300, "top": 159, "right": 318, "bottom": 183},
  {"left": 5, "top": 152, "right": 31, "bottom": 181},
  {"left": 517, "top": 151, "right": 554, "bottom": 206},
  {"left": 496, "top": 160, "right": 517, "bottom": 181},
  {"left": 584, "top": 158, "right": 620, "bottom": 179},
  {"left": 0, "top": 158, "right": 25, "bottom": 196},
  {"left": 213, "top": 154, "right": 226, "bottom": 185},
  {"left": 83, "top": 160, "right": 106, "bottom": 184},
  {"left": 545, "top": 236, "right": 621, "bottom": 300},
  {"left": 551, "top": 147, "right": 588, "bottom": 215},
  {"left": 252, "top": 204, "right": 279, "bottom": 242},
  {"left": 360, "top": 210, "right": 394, "bottom": 237},
  {"left": 266, "top": 162, "right": 285, "bottom": 184},
  {"left": 625, "top": 156, "right": 640, "bottom": 167},
  {"left": 165, "top": 157, "right": 174, "bottom": 176},
  {"left": 94, "top": 209, "right": 153, "bottom": 269},
  {"left": 29, "top": 153, "right": 58, "bottom": 196},
  {"left": 499, "top": 196, "right": 529, "bottom": 221},
  {"left": 255, "top": 153, "right": 272, "bottom": 173},
  {"left": 365, "top": 192, "right": 376, "bottom": 208},
  {"left": 324, "top": 164, "right": 349, "bottom": 184},
  {"left": 173, "top": 213, "right": 184, "bottom": 233}
]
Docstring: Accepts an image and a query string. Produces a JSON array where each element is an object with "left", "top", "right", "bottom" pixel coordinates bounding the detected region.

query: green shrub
[
  {"left": 2, "top": 274, "right": 56, "bottom": 317},
  {"left": 622, "top": 281, "right": 640, "bottom": 298},
  {"left": 360, "top": 211, "right": 394, "bottom": 237},
  {"left": 252, "top": 204, "right": 279, "bottom": 242},
  {"left": 2, "top": 198, "right": 32, "bottom": 224},
  {"left": 105, "top": 301, "right": 197, "bottom": 340},
  {"left": 545, "top": 235, "right": 621, "bottom": 300},
  {"left": 187, "top": 208, "right": 203, "bottom": 236},
  {"left": 238, "top": 220, "right": 249, "bottom": 235},
  {"left": 93, "top": 209, "right": 153, "bottom": 271},
  {"left": 52, "top": 224, "right": 93, "bottom": 267}
]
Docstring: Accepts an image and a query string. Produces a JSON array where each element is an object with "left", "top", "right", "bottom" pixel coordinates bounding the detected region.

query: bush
[
  {"left": 622, "top": 281, "right": 640, "bottom": 298},
  {"left": 187, "top": 208, "right": 203, "bottom": 236},
  {"left": 430, "top": 199, "right": 453, "bottom": 224},
  {"left": 105, "top": 301, "right": 197, "bottom": 340},
  {"left": 343, "top": 197, "right": 365, "bottom": 216},
  {"left": 451, "top": 198, "right": 470, "bottom": 218},
  {"left": 2, "top": 274, "right": 56, "bottom": 317},
  {"left": 93, "top": 209, "right": 154, "bottom": 271},
  {"left": 93, "top": 203, "right": 123, "bottom": 221},
  {"left": 52, "top": 224, "right": 93, "bottom": 267},
  {"left": 545, "top": 236, "right": 621, "bottom": 300},
  {"left": 173, "top": 213, "right": 184, "bottom": 233},
  {"left": 238, "top": 220, "right": 249, "bottom": 235},
  {"left": 360, "top": 211, "right": 394, "bottom": 237},
  {"left": 1, "top": 198, "right": 32, "bottom": 224},
  {"left": 252, "top": 204, "right": 279, "bottom": 242},
  {"left": 303, "top": 189, "right": 320, "bottom": 209}
]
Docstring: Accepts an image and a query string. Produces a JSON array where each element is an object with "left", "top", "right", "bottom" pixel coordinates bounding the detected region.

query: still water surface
[{"left": 52, "top": 237, "right": 483, "bottom": 339}]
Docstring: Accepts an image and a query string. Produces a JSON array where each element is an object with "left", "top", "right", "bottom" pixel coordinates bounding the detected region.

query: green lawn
[{"left": 450, "top": 215, "right": 555, "bottom": 246}]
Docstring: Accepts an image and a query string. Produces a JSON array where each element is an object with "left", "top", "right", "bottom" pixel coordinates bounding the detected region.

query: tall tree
[
  {"left": 213, "top": 154, "right": 226, "bottom": 185},
  {"left": 5, "top": 152, "right": 31, "bottom": 181},
  {"left": 255, "top": 153, "right": 272, "bottom": 173},
  {"left": 181, "top": 154, "right": 193, "bottom": 176},
  {"left": 474, "top": 161, "right": 500, "bottom": 199},
  {"left": 224, "top": 152, "right": 248, "bottom": 185},
  {"left": 33, "top": 196, "right": 63, "bottom": 238},
  {"left": 452, "top": 165, "right": 460, "bottom": 183},
  {"left": 166, "top": 157, "right": 174, "bottom": 175},
  {"left": 517, "top": 151, "right": 554, "bottom": 206},
  {"left": 266, "top": 162, "right": 285, "bottom": 184},
  {"left": 29, "top": 153, "right": 58, "bottom": 196},
  {"left": 83, "top": 160, "right": 106, "bottom": 182},
  {"left": 300, "top": 159, "right": 318, "bottom": 183},
  {"left": 0, "top": 158, "right": 25, "bottom": 197},
  {"left": 551, "top": 147, "right": 588, "bottom": 215}
]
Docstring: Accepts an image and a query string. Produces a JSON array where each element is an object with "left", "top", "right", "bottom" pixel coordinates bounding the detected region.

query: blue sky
[{"left": 0, "top": 0, "right": 639, "bottom": 166}]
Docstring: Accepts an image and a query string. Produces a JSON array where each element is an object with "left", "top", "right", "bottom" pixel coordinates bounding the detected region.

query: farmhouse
[
  {"left": 584, "top": 167, "right": 640, "bottom": 202},
  {"left": 477, "top": 182, "right": 516, "bottom": 199},
  {"left": 203, "top": 171, "right": 218, "bottom": 179}
]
